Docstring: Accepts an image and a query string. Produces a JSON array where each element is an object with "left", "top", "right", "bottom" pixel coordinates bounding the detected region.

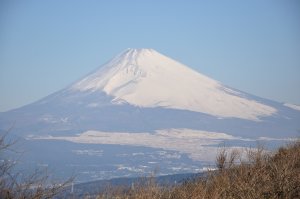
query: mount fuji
[
  {"left": 1, "top": 48, "right": 299, "bottom": 182},
  {"left": 72, "top": 48, "right": 276, "bottom": 121}
]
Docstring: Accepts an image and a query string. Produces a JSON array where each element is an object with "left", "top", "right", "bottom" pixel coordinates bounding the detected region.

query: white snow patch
[
  {"left": 71, "top": 48, "right": 276, "bottom": 121},
  {"left": 258, "top": 137, "right": 296, "bottom": 141},
  {"left": 201, "top": 167, "right": 217, "bottom": 172},
  {"left": 31, "top": 128, "right": 249, "bottom": 161},
  {"left": 284, "top": 103, "right": 300, "bottom": 111}
]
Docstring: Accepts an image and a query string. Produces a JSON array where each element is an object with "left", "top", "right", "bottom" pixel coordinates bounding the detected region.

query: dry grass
[
  {"left": 2, "top": 131, "right": 299, "bottom": 198},
  {"left": 95, "top": 141, "right": 300, "bottom": 199}
]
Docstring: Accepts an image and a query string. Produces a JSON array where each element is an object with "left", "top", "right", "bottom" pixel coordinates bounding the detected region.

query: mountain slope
[
  {"left": 71, "top": 48, "right": 276, "bottom": 121},
  {"left": 0, "top": 48, "right": 299, "bottom": 182},
  {"left": 1, "top": 48, "right": 299, "bottom": 138}
]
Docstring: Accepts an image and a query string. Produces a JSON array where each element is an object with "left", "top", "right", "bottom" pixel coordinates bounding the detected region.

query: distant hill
[{"left": 63, "top": 172, "right": 204, "bottom": 198}]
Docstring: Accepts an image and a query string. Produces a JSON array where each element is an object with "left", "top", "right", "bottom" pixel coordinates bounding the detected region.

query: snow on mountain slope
[
  {"left": 32, "top": 128, "right": 244, "bottom": 161},
  {"left": 284, "top": 103, "right": 300, "bottom": 111},
  {"left": 71, "top": 48, "right": 276, "bottom": 121}
]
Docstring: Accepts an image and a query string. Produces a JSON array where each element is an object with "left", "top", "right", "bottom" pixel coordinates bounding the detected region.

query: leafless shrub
[
  {"left": 0, "top": 132, "right": 73, "bottom": 199},
  {"left": 93, "top": 140, "right": 300, "bottom": 199}
]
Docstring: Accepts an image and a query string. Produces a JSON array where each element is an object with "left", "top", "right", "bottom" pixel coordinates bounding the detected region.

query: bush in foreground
[
  {"left": 96, "top": 141, "right": 300, "bottom": 199},
  {"left": 0, "top": 133, "right": 72, "bottom": 199}
]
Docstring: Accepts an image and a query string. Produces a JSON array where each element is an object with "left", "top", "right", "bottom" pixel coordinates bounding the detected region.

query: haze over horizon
[{"left": 1, "top": 0, "right": 300, "bottom": 112}]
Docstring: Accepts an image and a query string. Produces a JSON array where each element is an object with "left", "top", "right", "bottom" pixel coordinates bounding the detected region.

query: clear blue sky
[{"left": 1, "top": 0, "right": 300, "bottom": 112}]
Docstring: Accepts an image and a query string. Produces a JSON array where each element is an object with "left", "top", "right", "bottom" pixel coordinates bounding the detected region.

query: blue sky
[{"left": 0, "top": 0, "right": 300, "bottom": 112}]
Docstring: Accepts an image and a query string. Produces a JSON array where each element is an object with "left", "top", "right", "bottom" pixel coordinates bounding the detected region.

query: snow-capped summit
[
  {"left": 1, "top": 48, "right": 299, "bottom": 182},
  {"left": 71, "top": 48, "right": 276, "bottom": 120}
]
